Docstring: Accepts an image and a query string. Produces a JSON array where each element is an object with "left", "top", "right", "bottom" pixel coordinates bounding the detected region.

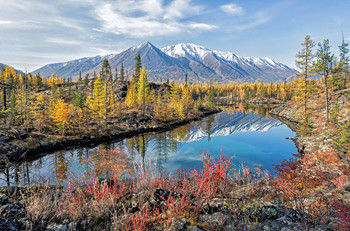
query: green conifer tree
[
  {"left": 315, "top": 39, "right": 334, "bottom": 122},
  {"left": 134, "top": 53, "right": 141, "bottom": 83},
  {"left": 74, "top": 88, "right": 84, "bottom": 109}
]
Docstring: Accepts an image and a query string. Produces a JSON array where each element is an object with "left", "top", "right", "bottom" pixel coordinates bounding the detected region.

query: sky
[{"left": 0, "top": 0, "right": 349, "bottom": 72}]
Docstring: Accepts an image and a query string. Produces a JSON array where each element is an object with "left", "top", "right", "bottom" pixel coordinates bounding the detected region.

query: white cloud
[
  {"left": 233, "top": 12, "right": 270, "bottom": 31},
  {"left": 0, "top": 20, "right": 12, "bottom": 25},
  {"left": 46, "top": 38, "right": 81, "bottom": 45},
  {"left": 94, "top": 0, "right": 216, "bottom": 38},
  {"left": 220, "top": 3, "right": 244, "bottom": 16},
  {"left": 164, "top": 0, "right": 202, "bottom": 20}
]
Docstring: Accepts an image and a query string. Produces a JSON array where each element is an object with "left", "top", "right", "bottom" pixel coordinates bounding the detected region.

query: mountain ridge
[
  {"left": 182, "top": 111, "right": 283, "bottom": 142},
  {"left": 32, "top": 42, "right": 297, "bottom": 83}
]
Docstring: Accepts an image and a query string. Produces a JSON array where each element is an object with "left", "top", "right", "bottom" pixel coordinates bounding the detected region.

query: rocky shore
[
  {"left": 269, "top": 100, "right": 334, "bottom": 154},
  {"left": 0, "top": 186, "right": 323, "bottom": 231}
]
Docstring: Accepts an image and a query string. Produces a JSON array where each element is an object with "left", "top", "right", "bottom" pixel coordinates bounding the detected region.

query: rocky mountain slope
[{"left": 33, "top": 42, "right": 297, "bottom": 83}]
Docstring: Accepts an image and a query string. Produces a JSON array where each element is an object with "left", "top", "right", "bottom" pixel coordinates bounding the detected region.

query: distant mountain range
[
  {"left": 31, "top": 42, "right": 297, "bottom": 83},
  {"left": 0, "top": 63, "right": 23, "bottom": 74},
  {"left": 182, "top": 110, "right": 283, "bottom": 142}
]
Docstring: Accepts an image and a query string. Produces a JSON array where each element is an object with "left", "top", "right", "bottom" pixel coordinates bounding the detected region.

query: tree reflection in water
[{"left": 82, "top": 147, "right": 134, "bottom": 180}]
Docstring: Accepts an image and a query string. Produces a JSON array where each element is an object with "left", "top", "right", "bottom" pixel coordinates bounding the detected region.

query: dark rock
[
  {"left": 0, "top": 194, "right": 13, "bottom": 205},
  {"left": 154, "top": 188, "right": 170, "bottom": 202},
  {"left": 170, "top": 219, "right": 186, "bottom": 231},
  {"left": 0, "top": 203, "right": 25, "bottom": 218},
  {"left": 0, "top": 216, "right": 17, "bottom": 231}
]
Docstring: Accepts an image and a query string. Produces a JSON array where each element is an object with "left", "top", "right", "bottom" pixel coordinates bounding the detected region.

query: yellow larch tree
[{"left": 51, "top": 99, "right": 70, "bottom": 135}]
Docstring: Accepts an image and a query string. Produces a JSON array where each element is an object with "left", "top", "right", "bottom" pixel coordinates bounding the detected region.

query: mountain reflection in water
[{"left": 0, "top": 106, "right": 296, "bottom": 186}]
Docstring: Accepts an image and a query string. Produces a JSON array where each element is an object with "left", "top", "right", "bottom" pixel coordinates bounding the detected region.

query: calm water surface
[{"left": 0, "top": 106, "right": 297, "bottom": 186}]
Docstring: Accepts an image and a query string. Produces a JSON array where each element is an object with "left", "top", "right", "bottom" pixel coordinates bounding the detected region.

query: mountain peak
[
  {"left": 162, "top": 43, "right": 211, "bottom": 60},
  {"left": 131, "top": 41, "right": 157, "bottom": 51}
]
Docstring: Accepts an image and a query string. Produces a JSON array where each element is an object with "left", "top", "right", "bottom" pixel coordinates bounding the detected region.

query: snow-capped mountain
[
  {"left": 32, "top": 42, "right": 297, "bottom": 83},
  {"left": 162, "top": 43, "right": 296, "bottom": 83},
  {"left": 181, "top": 110, "right": 283, "bottom": 142}
]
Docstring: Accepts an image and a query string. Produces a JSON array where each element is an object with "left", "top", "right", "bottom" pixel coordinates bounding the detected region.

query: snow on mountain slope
[
  {"left": 162, "top": 43, "right": 290, "bottom": 71},
  {"left": 181, "top": 111, "right": 283, "bottom": 142},
  {"left": 161, "top": 43, "right": 212, "bottom": 61}
]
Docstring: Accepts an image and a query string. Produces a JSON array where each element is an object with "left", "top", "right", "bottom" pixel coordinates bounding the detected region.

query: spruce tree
[
  {"left": 84, "top": 73, "right": 89, "bottom": 87},
  {"left": 78, "top": 71, "right": 82, "bottom": 82},
  {"left": 315, "top": 39, "right": 334, "bottom": 122},
  {"left": 339, "top": 35, "right": 349, "bottom": 88},
  {"left": 120, "top": 63, "right": 125, "bottom": 82},
  {"left": 114, "top": 66, "right": 118, "bottom": 82},
  {"left": 134, "top": 53, "right": 141, "bottom": 83},
  {"left": 74, "top": 88, "right": 84, "bottom": 109}
]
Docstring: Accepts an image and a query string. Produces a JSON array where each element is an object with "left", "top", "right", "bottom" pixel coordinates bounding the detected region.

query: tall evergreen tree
[
  {"left": 315, "top": 39, "right": 334, "bottom": 122},
  {"left": 78, "top": 71, "right": 82, "bottom": 82},
  {"left": 339, "top": 34, "right": 349, "bottom": 88},
  {"left": 114, "top": 66, "right": 118, "bottom": 82},
  {"left": 120, "top": 63, "right": 125, "bottom": 82},
  {"left": 74, "top": 88, "right": 84, "bottom": 109},
  {"left": 84, "top": 73, "right": 89, "bottom": 87},
  {"left": 134, "top": 53, "right": 141, "bottom": 83}
]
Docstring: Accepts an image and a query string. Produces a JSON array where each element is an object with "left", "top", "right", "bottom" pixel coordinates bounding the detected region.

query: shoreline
[
  {"left": 220, "top": 99, "right": 332, "bottom": 155},
  {"left": 1, "top": 109, "right": 222, "bottom": 167}
]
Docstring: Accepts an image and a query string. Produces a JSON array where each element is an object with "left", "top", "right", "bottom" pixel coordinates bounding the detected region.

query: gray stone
[
  {"left": 46, "top": 223, "right": 68, "bottom": 231},
  {"left": 188, "top": 226, "right": 202, "bottom": 231},
  {"left": 281, "top": 227, "right": 291, "bottom": 231},
  {"left": 199, "top": 212, "right": 231, "bottom": 227}
]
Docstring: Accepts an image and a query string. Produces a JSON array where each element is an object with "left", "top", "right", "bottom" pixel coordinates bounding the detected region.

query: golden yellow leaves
[{"left": 50, "top": 99, "right": 70, "bottom": 135}]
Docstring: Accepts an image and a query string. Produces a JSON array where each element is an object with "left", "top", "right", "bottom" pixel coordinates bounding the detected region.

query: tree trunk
[
  {"left": 3, "top": 87, "right": 6, "bottom": 110},
  {"left": 325, "top": 71, "right": 329, "bottom": 122},
  {"left": 105, "top": 78, "right": 108, "bottom": 128},
  {"left": 143, "top": 78, "right": 145, "bottom": 116}
]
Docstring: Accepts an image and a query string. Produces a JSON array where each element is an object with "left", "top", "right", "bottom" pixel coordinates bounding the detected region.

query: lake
[{"left": 0, "top": 105, "right": 297, "bottom": 186}]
